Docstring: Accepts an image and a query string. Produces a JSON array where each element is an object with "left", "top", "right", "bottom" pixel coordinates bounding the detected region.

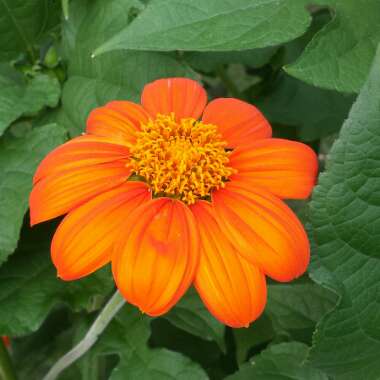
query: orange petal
[
  {"left": 51, "top": 182, "right": 150, "bottom": 280},
  {"left": 30, "top": 161, "right": 130, "bottom": 225},
  {"left": 33, "top": 135, "right": 130, "bottom": 184},
  {"left": 141, "top": 77, "right": 207, "bottom": 120},
  {"left": 2, "top": 336, "right": 10, "bottom": 347},
  {"left": 230, "top": 138, "right": 318, "bottom": 199},
  {"left": 202, "top": 98, "right": 272, "bottom": 148},
  {"left": 112, "top": 198, "right": 199, "bottom": 316},
  {"left": 191, "top": 201, "right": 266, "bottom": 328},
  {"left": 212, "top": 182, "right": 309, "bottom": 282},
  {"left": 86, "top": 101, "right": 150, "bottom": 144}
]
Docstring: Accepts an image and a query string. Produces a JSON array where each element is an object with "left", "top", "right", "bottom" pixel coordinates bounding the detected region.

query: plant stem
[
  {"left": 0, "top": 339, "right": 17, "bottom": 380},
  {"left": 61, "top": 0, "right": 70, "bottom": 20},
  {"left": 43, "top": 291, "right": 126, "bottom": 380}
]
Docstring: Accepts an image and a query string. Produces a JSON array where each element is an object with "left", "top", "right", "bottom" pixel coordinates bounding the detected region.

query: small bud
[{"left": 43, "top": 46, "right": 59, "bottom": 68}]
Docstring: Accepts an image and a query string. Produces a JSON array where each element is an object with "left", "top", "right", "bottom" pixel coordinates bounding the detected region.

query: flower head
[
  {"left": 30, "top": 78, "right": 318, "bottom": 327},
  {"left": 129, "top": 113, "right": 234, "bottom": 204}
]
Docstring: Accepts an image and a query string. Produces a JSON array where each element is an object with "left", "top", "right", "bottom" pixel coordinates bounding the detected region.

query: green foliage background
[{"left": 0, "top": 0, "right": 379, "bottom": 379}]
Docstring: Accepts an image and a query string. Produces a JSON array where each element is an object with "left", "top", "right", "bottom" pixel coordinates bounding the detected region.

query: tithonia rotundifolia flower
[{"left": 30, "top": 78, "right": 318, "bottom": 328}]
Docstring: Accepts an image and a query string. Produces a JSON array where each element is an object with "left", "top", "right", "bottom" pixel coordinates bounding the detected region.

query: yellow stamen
[{"left": 129, "top": 113, "right": 235, "bottom": 204}]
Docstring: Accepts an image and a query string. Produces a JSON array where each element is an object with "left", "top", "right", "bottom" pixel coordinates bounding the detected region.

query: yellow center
[{"left": 129, "top": 113, "right": 235, "bottom": 204}]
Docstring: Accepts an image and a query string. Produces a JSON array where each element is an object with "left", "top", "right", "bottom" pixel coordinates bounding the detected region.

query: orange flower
[
  {"left": 30, "top": 78, "right": 318, "bottom": 328},
  {"left": 2, "top": 336, "right": 10, "bottom": 347}
]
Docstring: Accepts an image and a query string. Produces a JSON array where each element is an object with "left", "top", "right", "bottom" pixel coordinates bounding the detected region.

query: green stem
[
  {"left": 62, "top": 0, "right": 70, "bottom": 20},
  {"left": 43, "top": 291, "right": 126, "bottom": 380},
  {"left": 0, "top": 339, "right": 17, "bottom": 380},
  {"left": 216, "top": 66, "right": 241, "bottom": 98}
]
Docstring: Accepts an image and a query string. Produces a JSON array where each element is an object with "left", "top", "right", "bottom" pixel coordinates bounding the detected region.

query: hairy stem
[
  {"left": 0, "top": 338, "right": 17, "bottom": 380},
  {"left": 43, "top": 291, "right": 126, "bottom": 380}
]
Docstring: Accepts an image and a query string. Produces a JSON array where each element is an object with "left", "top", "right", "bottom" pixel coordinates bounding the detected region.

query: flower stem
[
  {"left": 61, "top": 0, "right": 69, "bottom": 20},
  {"left": 43, "top": 291, "right": 126, "bottom": 380},
  {"left": 0, "top": 339, "right": 17, "bottom": 380}
]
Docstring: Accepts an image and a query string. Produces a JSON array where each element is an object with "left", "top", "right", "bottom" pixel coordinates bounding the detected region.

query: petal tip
[{"left": 141, "top": 77, "right": 207, "bottom": 120}]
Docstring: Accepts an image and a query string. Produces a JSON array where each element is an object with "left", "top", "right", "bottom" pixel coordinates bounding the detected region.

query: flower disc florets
[{"left": 129, "top": 113, "right": 235, "bottom": 204}]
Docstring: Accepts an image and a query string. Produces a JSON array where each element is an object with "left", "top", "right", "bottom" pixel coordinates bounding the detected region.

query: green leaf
[
  {"left": 60, "top": 0, "right": 195, "bottom": 137},
  {"left": 254, "top": 7, "right": 354, "bottom": 141},
  {"left": 164, "top": 288, "right": 225, "bottom": 352},
  {"left": 309, "top": 46, "right": 380, "bottom": 379},
  {"left": 0, "top": 123, "right": 66, "bottom": 263},
  {"left": 110, "top": 348, "right": 209, "bottom": 380},
  {"left": 226, "top": 342, "right": 328, "bottom": 380},
  {"left": 94, "top": 0, "right": 311, "bottom": 55},
  {"left": 233, "top": 280, "right": 336, "bottom": 364},
  {"left": 0, "top": 0, "right": 60, "bottom": 61},
  {"left": 256, "top": 74, "right": 354, "bottom": 141},
  {"left": 281, "top": 6, "right": 333, "bottom": 66},
  {"left": 233, "top": 313, "right": 274, "bottom": 365},
  {"left": 0, "top": 222, "right": 114, "bottom": 336},
  {"left": 286, "top": 0, "right": 380, "bottom": 93},
  {"left": 0, "top": 66, "right": 61, "bottom": 136},
  {"left": 184, "top": 47, "right": 278, "bottom": 73},
  {"left": 149, "top": 318, "right": 222, "bottom": 377},
  {"left": 266, "top": 279, "right": 337, "bottom": 338}
]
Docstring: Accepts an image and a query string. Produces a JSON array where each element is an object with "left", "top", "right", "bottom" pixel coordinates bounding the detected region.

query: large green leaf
[
  {"left": 286, "top": 0, "right": 380, "bottom": 93},
  {"left": 0, "top": 66, "right": 61, "bottom": 136},
  {"left": 255, "top": 7, "right": 354, "bottom": 141},
  {"left": 226, "top": 342, "right": 328, "bottom": 380},
  {"left": 60, "top": 0, "right": 195, "bottom": 137},
  {"left": 184, "top": 47, "right": 278, "bottom": 74},
  {"left": 266, "top": 280, "right": 337, "bottom": 340},
  {"left": 164, "top": 287, "right": 225, "bottom": 352},
  {"left": 233, "top": 280, "right": 336, "bottom": 364},
  {"left": 0, "top": 0, "right": 59, "bottom": 61},
  {"left": 309, "top": 46, "right": 380, "bottom": 379},
  {"left": 256, "top": 74, "right": 354, "bottom": 141},
  {"left": 0, "top": 222, "right": 114, "bottom": 336},
  {"left": 94, "top": 0, "right": 311, "bottom": 55},
  {"left": 0, "top": 124, "right": 66, "bottom": 263},
  {"left": 110, "top": 348, "right": 209, "bottom": 380}
]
